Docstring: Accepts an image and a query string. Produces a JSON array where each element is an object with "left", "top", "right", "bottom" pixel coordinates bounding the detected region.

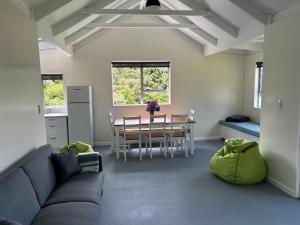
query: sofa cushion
[
  {"left": 0, "top": 169, "right": 40, "bottom": 225},
  {"left": 32, "top": 202, "right": 98, "bottom": 225},
  {"left": 51, "top": 148, "right": 81, "bottom": 183},
  {"left": 0, "top": 217, "right": 23, "bottom": 225},
  {"left": 22, "top": 145, "right": 56, "bottom": 206},
  {"left": 44, "top": 172, "right": 104, "bottom": 207}
]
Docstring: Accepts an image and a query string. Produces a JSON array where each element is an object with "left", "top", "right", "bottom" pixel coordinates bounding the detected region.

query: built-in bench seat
[{"left": 219, "top": 120, "right": 260, "bottom": 142}]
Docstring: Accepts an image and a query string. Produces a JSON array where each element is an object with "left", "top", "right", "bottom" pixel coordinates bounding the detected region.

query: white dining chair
[
  {"left": 122, "top": 116, "right": 142, "bottom": 162},
  {"left": 187, "top": 109, "right": 195, "bottom": 148},
  {"left": 144, "top": 114, "right": 167, "bottom": 159},
  {"left": 108, "top": 112, "right": 116, "bottom": 152},
  {"left": 166, "top": 114, "right": 189, "bottom": 158}
]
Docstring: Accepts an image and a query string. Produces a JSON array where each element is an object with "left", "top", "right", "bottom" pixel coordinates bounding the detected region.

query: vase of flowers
[{"left": 146, "top": 100, "right": 160, "bottom": 121}]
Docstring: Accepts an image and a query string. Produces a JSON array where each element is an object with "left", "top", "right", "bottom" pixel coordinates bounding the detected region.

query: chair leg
[
  {"left": 171, "top": 138, "right": 174, "bottom": 159},
  {"left": 139, "top": 138, "right": 142, "bottom": 161},
  {"left": 145, "top": 140, "right": 148, "bottom": 153},
  {"left": 160, "top": 142, "right": 162, "bottom": 153},
  {"left": 176, "top": 140, "right": 179, "bottom": 151},
  {"left": 185, "top": 138, "right": 188, "bottom": 158},
  {"left": 150, "top": 137, "right": 153, "bottom": 159},
  {"left": 123, "top": 139, "right": 127, "bottom": 162},
  {"left": 164, "top": 137, "right": 167, "bottom": 158}
]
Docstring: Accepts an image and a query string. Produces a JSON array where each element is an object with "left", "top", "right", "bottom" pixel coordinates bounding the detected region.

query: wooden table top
[{"left": 114, "top": 118, "right": 195, "bottom": 126}]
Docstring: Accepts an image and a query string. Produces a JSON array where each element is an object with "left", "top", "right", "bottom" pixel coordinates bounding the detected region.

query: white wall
[
  {"left": 261, "top": 14, "right": 300, "bottom": 197},
  {"left": 0, "top": 0, "right": 46, "bottom": 173},
  {"left": 242, "top": 52, "right": 263, "bottom": 122},
  {"left": 40, "top": 28, "right": 246, "bottom": 144}
]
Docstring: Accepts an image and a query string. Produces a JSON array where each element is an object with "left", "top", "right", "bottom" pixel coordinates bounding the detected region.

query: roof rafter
[
  {"left": 64, "top": 0, "right": 138, "bottom": 46},
  {"left": 32, "top": 0, "right": 73, "bottom": 21},
  {"left": 52, "top": 0, "right": 127, "bottom": 36},
  {"left": 71, "top": 1, "right": 208, "bottom": 51},
  {"left": 177, "top": 0, "right": 239, "bottom": 38},
  {"left": 160, "top": 0, "right": 217, "bottom": 46},
  {"left": 229, "top": 0, "right": 272, "bottom": 25}
]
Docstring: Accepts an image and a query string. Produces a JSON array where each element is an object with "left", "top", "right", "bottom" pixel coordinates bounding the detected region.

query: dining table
[{"left": 113, "top": 117, "right": 196, "bottom": 159}]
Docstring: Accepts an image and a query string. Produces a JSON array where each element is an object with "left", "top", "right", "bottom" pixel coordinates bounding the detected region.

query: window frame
[
  {"left": 41, "top": 74, "right": 66, "bottom": 109},
  {"left": 254, "top": 62, "right": 263, "bottom": 109},
  {"left": 111, "top": 61, "right": 171, "bottom": 106}
]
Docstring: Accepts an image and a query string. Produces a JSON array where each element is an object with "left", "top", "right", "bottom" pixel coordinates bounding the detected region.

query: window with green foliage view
[
  {"left": 42, "top": 74, "right": 65, "bottom": 108},
  {"left": 112, "top": 62, "right": 170, "bottom": 105}
]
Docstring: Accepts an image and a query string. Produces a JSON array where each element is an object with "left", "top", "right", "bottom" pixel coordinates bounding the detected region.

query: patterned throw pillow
[{"left": 77, "top": 152, "right": 100, "bottom": 173}]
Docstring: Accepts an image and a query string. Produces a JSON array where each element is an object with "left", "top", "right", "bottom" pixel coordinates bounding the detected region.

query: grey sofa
[{"left": 0, "top": 144, "right": 104, "bottom": 225}]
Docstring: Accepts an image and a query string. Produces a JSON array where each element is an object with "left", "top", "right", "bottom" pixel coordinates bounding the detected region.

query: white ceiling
[{"left": 20, "top": 0, "right": 300, "bottom": 55}]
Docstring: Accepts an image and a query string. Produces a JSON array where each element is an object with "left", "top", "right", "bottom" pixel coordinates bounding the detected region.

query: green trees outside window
[
  {"left": 43, "top": 80, "right": 65, "bottom": 107},
  {"left": 112, "top": 63, "right": 170, "bottom": 105}
]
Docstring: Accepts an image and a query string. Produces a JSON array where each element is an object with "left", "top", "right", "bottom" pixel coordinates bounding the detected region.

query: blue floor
[{"left": 95, "top": 140, "right": 300, "bottom": 225}]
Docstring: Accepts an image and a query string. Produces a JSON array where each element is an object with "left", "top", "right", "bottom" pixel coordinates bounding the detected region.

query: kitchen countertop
[{"left": 44, "top": 113, "right": 68, "bottom": 118}]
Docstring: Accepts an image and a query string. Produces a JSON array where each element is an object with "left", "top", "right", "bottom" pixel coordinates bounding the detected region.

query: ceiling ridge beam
[
  {"left": 32, "top": 0, "right": 73, "bottom": 21},
  {"left": 85, "top": 22, "right": 200, "bottom": 28},
  {"left": 64, "top": 0, "right": 138, "bottom": 46},
  {"left": 73, "top": 19, "right": 204, "bottom": 53},
  {"left": 176, "top": 0, "right": 239, "bottom": 38},
  {"left": 52, "top": 0, "right": 127, "bottom": 36},
  {"left": 229, "top": 0, "right": 272, "bottom": 25},
  {"left": 80, "top": 8, "right": 212, "bottom": 16}
]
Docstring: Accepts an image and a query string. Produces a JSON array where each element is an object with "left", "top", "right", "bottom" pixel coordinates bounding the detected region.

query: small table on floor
[{"left": 113, "top": 118, "right": 196, "bottom": 159}]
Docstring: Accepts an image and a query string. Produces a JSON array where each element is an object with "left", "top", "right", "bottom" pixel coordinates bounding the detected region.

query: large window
[
  {"left": 112, "top": 61, "right": 171, "bottom": 105},
  {"left": 254, "top": 62, "right": 263, "bottom": 109},
  {"left": 42, "top": 74, "right": 65, "bottom": 108}
]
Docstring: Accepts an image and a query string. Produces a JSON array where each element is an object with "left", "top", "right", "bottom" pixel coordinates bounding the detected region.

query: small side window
[
  {"left": 42, "top": 74, "right": 65, "bottom": 108},
  {"left": 254, "top": 62, "right": 263, "bottom": 109}
]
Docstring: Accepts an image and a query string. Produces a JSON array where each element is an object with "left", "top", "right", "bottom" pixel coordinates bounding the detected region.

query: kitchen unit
[
  {"left": 67, "top": 86, "right": 94, "bottom": 146},
  {"left": 45, "top": 114, "right": 68, "bottom": 148}
]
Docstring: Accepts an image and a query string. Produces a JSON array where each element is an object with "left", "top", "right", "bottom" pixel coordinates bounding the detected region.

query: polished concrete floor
[{"left": 95, "top": 140, "right": 300, "bottom": 225}]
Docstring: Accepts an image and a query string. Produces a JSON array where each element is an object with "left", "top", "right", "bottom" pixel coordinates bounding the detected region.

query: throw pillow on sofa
[
  {"left": 0, "top": 217, "right": 22, "bottom": 225},
  {"left": 51, "top": 148, "right": 80, "bottom": 183},
  {"left": 78, "top": 152, "right": 100, "bottom": 173}
]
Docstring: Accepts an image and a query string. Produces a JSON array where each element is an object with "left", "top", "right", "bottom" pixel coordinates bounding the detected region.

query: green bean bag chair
[
  {"left": 58, "top": 141, "right": 94, "bottom": 154},
  {"left": 210, "top": 139, "right": 267, "bottom": 184}
]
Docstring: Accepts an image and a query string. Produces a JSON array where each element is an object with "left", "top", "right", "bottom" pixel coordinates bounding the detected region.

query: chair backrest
[
  {"left": 149, "top": 114, "right": 166, "bottom": 135},
  {"left": 123, "top": 116, "right": 142, "bottom": 136},
  {"left": 108, "top": 112, "right": 115, "bottom": 136},
  {"left": 170, "top": 114, "right": 189, "bottom": 134},
  {"left": 188, "top": 109, "right": 195, "bottom": 121}
]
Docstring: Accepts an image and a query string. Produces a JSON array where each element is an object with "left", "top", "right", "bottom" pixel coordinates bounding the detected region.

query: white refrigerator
[{"left": 67, "top": 86, "right": 94, "bottom": 146}]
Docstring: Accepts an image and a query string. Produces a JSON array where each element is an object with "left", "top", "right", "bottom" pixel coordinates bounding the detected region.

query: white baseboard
[
  {"left": 194, "top": 136, "right": 222, "bottom": 141},
  {"left": 267, "top": 176, "right": 298, "bottom": 198},
  {"left": 94, "top": 142, "right": 111, "bottom": 146},
  {"left": 94, "top": 137, "right": 222, "bottom": 147}
]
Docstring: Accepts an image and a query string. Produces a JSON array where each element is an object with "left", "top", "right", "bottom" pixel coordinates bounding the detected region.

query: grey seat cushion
[
  {"left": 22, "top": 145, "right": 56, "bottom": 206},
  {"left": 44, "top": 172, "right": 105, "bottom": 207},
  {"left": 0, "top": 169, "right": 40, "bottom": 225},
  {"left": 32, "top": 202, "right": 99, "bottom": 225},
  {"left": 0, "top": 217, "right": 23, "bottom": 225}
]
